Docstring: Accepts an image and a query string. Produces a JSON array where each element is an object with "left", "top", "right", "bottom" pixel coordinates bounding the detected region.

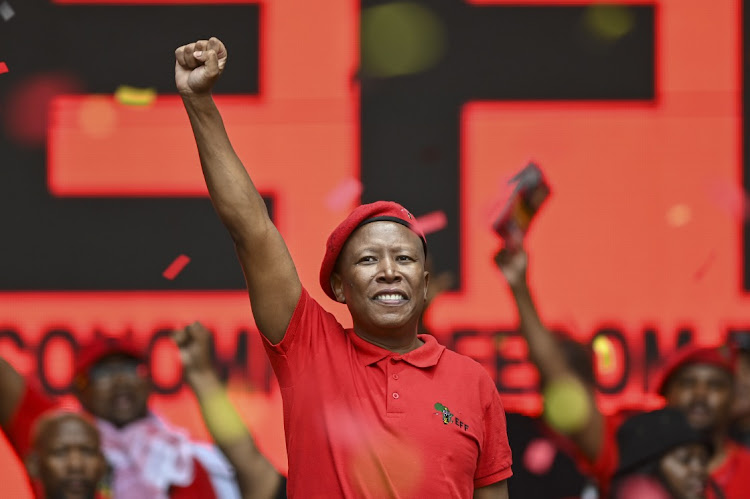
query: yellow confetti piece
[
  {"left": 584, "top": 4, "right": 635, "bottom": 42},
  {"left": 593, "top": 334, "right": 615, "bottom": 371},
  {"left": 665, "top": 203, "right": 692, "bottom": 227},
  {"left": 543, "top": 378, "right": 591, "bottom": 434},
  {"left": 115, "top": 85, "right": 157, "bottom": 106},
  {"left": 77, "top": 96, "right": 117, "bottom": 138},
  {"left": 361, "top": 2, "right": 445, "bottom": 77}
]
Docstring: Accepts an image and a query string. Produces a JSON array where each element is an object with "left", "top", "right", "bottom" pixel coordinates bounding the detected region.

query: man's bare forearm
[
  {"left": 0, "top": 357, "right": 25, "bottom": 428},
  {"left": 181, "top": 94, "right": 271, "bottom": 244},
  {"left": 509, "top": 281, "right": 570, "bottom": 382}
]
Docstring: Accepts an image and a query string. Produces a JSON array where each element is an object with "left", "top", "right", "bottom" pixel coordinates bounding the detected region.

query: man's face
[
  {"left": 36, "top": 417, "right": 106, "bottom": 499},
  {"left": 78, "top": 354, "right": 150, "bottom": 428},
  {"left": 332, "top": 222, "right": 429, "bottom": 338},
  {"left": 664, "top": 363, "right": 734, "bottom": 432}
]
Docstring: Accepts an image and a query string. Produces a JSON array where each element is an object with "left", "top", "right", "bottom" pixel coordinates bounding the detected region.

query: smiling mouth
[{"left": 373, "top": 293, "right": 407, "bottom": 304}]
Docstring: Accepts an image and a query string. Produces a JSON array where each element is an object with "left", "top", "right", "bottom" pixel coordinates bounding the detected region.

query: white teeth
[{"left": 375, "top": 293, "right": 404, "bottom": 301}]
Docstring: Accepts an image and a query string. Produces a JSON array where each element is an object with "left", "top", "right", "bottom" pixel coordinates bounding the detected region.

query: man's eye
[
  {"left": 359, "top": 256, "right": 376, "bottom": 263},
  {"left": 397, "top": 255, "right": 413, "bottom": 262}
]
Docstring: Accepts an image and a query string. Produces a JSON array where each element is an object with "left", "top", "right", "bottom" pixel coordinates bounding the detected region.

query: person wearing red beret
[
  {"left": 496, "top": 244, "right": 750, "bottom": 498},
  {"left": 175, "top": 36, "right": 512, "bottom": 498},
  {"left": 653, "top": 345, "right": 750, "bottom": 498},
  {"left": 0, "top": 336, "right": 282, "bottom": 499}
]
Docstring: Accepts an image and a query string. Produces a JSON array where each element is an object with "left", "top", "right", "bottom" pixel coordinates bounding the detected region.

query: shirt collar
[{"left": 348, "top": 330, "right": 445, "bottom": 368}]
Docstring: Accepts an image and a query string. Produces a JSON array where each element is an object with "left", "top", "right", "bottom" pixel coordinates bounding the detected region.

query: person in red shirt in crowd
[
  {"left": 2, "top": 409, "right": 107, "bottom": 499},
  {"left": 654, "top": 344, "right": 750, "bottom": 498},
  {"left": 175, "top": 36, "right": 512, "bottom": 498},
  {"left": 496, "top": 247, "right": 750, "bottom": 498},
  {"left": 0, "top": 336, "right": 282, "bottom": 499}
]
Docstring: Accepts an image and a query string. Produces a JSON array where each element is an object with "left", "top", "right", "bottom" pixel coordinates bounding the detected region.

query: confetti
[
  {"left": 361, "top": 2, "right": 445, "bottom": 77},
  {"left": 415, "top": 210, "right": 447, "bottom": 235},
  {"left": 326, "top": 178, "right": 362, "bottom": 210},
  {"left": 693, "top": 250, "right": 716, "bottom": 281},
  {"left": 0, "top": 1, "right": 13, "bottom": 21},
  {"left": 593, "top": 335, "right": 616, "bottom": 373},
  {"left": 163, "top": 254, "right": 191, "bottom": 280},
  {"left": 615, "top": 475, "right": 671, "bottom": 499},
  {"left": 523, "top": 438, "right": 557, "bottom": 475},
  {"left": 543, "top": 378, "right": 591, "bottom": 434},
  {"left": 77, "top": 96, "right": 117, "bottom": 138},
  {"left": 707, "top": 179, "right": 748, "bottom": 220},
  {"left": 114, "top": 85, "right": 157, "bottom": 106},
  {"left": 0, "top": 62, "right": 8, "bottom": 75},
  {"left": 584, "top": 4, "right": 635, "bottom": 41},
  {"left": 665, "top": 203, "right": 691, "bottom": 227}
]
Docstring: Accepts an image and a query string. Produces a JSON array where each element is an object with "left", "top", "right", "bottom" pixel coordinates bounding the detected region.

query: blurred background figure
[
  {"left": 0, "top": 338, "right": 244, "bottom": 499},
  {"left": 611, "top": 407, "right": 716, "bottom": 499},
  {"left": 495, "top": 245, "right": 750, "bottom": 498},
  {"left": 173, "top": 322, "right": 286, "bottom": 499},
  {"left": 25, "top": 412, "right": 108, "bottom": 499},
  {"left": 655, "top": 345, "right": 750, "bottom": 498},
  {"left": 729, "top": 333, "right": 750, "bottom": 449},
  {"left": 2, "top": 407, "right": 108, "bottom": 499},
  {"left": 495, "top": 247, "right": 620, "bottom": 496}
]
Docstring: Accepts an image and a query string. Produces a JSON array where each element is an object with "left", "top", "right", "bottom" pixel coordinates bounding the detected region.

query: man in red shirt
[{"left": 175, "top": 36, "right": 512, "bottom": 497}]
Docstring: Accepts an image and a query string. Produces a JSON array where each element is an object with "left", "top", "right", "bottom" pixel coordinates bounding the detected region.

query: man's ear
[
  {"left": 330, "top": 273, "right": 346, "bottom": 303},
  {"left": 24, "top": 452, "right": 40, "bottom": 478},
  {"left": 423, "top": 270, "right": 430, "bottom": 302}
]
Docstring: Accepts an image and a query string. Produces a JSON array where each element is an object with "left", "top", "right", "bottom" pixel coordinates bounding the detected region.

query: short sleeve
[
  {"left": 5, "top": 380, "right": 57, "bottom": 459},
  {"left": 261, "top": 288, "right": 346, "bottom": 388},
  {"left": 474, "top": 384, "right": 513, "bottom": 488}
]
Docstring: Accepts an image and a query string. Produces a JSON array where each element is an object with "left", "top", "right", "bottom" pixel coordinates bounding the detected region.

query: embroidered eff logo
[
  {"left": 434, "top": 402, "right": 453, "bottom": 424},
  {"left": 434, "top": 402, "right": 470, "bottom": 431}
]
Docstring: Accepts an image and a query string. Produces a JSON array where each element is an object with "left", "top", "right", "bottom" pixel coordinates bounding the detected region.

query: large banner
[{"left": 0, "top": 0, "right": 745, "bottom": 495}]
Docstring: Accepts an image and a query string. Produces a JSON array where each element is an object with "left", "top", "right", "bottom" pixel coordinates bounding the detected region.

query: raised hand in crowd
[{"left": 173, "top": 322, "right": 284, "bottom": 499}]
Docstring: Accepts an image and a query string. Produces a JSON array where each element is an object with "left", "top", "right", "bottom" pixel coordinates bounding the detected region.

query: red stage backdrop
[{"left": 0, "top": 0, "right": 745, "bottom": 495}]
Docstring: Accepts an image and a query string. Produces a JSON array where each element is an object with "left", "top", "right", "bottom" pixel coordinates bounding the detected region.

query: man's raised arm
[
  {"left": 495, "top": 249, "right": 604, "bottom": 462},
  {"left": 176, "top": 37, "right": 300, "bottom": 343}
]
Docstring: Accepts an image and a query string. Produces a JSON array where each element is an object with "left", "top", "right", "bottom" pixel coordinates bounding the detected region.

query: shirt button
[
  {"left": 392, "top": 374, "right": 399, "bottom": 380},
  {"left": 392, "top": 392, "right": 400, "bottom": 399}
]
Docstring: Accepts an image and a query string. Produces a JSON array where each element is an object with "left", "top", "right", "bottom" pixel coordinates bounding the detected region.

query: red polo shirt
[
  {"left": 711, "top": 442, "right": 750, "bottom": 499},
  {"left": 263, "top": 288, "right": 512, "bottom": 498}
]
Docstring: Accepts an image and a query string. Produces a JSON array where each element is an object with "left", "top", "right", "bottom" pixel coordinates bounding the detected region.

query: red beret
[
  {"left": 74, "top": 336, "right": 145, "bottom": 381},
  {"left": 319, "top": 201, "right": 427, "bottom": 301},
  {"left": 653, "top": 344, "right": 735, "bottom": 395}
]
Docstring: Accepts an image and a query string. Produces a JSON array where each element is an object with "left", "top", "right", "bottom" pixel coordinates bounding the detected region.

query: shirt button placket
[{"left": 387, "top": 357, "right": 402, "bottom": 414}]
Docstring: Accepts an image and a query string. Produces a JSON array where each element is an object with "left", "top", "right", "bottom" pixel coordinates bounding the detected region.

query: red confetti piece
[
  {"left": 416, "top": 210, "right": 447, "bottom": 235},
  {"left": 0, "top": 62, "right": 8, "bottom": 74},
  {"left": 694, "top": 250, "right": 716, "bottom": 281},
  {"left": 326, "top": 178, "right": 362, "bottom": 210},
  {"left": 163, "top": 254, "right": 190, "bottom": 280}
]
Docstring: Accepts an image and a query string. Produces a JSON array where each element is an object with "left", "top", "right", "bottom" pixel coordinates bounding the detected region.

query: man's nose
[
  {"left": 377, "top": 257, "right": 401, "bottom": 282},
  {"left": 65, "top": 450, "right": 85, "bottom": 471}
]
